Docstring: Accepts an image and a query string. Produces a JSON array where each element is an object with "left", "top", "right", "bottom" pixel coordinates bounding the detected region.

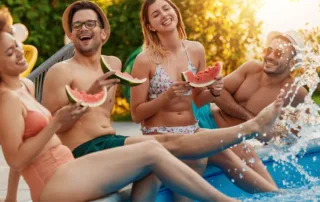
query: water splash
[{"left": 266, "top": 44, "right": 320, "bottom": 185}]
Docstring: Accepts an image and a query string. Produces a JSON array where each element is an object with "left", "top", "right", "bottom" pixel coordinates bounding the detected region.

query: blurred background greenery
[{"left": 1, "top": 0, "right": 319, "bottom": 121}]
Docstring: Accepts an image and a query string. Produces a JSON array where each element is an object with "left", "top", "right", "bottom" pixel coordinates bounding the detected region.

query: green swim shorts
[{"left": 72, "top": 134, "right": 129, "bottom": 158}]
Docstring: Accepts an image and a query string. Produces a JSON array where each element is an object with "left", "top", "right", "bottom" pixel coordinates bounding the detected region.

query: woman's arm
[
  {"left": 130, "top": 53, "right": 172, "bottom": 123},
  {"left": 0, "top": 92, "right": 63, "bottom": 170},
  {"left": 4, "top": 169, "right": 20, "bottom": 202},
  {"left": 0, "top": 91, "right": 86, "bottom": 171}
]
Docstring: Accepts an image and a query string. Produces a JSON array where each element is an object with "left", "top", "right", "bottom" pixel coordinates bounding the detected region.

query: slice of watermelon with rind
[
  {"left": 101, "top": 56, "right": 147, "bottom": 87},
  {"left": 65, "top": 85, "right": 107, "bottom": 107},
  {"left": 182, "top": 62, "right": 222, "bottom": 88}
]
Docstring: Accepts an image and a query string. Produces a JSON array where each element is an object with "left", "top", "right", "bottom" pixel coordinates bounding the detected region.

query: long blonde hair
[{"left": 140, "top": 0, "right": 187, "bottom": 59}]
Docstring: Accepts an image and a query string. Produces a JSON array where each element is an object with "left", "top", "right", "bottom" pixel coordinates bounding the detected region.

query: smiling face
[
  {"left": 263, "top": 37, "right": 296, "bottom": 75},
  {"left": 147, "top": 0, "right": 178, "bottom": 33},
  {"left": 0, "top": 32, "right": 28, "bottom": 78},
  {"left": 69, "top": 9, "right": 106, "bottom": 56}
]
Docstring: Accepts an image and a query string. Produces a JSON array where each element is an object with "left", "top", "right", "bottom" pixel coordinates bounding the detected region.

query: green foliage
[
  {"left": 174, "top": 0, "right": 264, "bottom": 75},
  {"left": 1, "top": 0, "right": 74, "bottom": 66},
  {"left": 2, "top": 0, "right": 264, "bottom": 75},
  {"left": 104, "top": 0, "right": 264, "bottom": 75},
  {"left": 313, "top": 91, "right": 320, "bottom": 106},
  {"left": 102, "top": 0, "right": 143, "bottom": 68},
  {"left": 300, "top": 26, "right": 320, "bottom": 54}
]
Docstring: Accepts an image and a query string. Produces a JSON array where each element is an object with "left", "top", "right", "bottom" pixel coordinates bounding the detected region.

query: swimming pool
[{"left": 155, "top": 137, "right": 320, "bottom": 202}]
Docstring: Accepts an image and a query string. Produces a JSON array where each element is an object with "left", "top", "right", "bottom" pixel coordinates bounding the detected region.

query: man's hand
[
  {"left": 87, "top": 71, "right": 120, "bottom": 94},
  {"left": 208, "top": 75, "right": 223, "bottom": 97}
]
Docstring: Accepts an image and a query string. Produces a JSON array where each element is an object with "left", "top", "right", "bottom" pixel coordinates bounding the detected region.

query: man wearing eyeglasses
[{"left": 194, "top": 30, "right": 308, "bottom": 185}]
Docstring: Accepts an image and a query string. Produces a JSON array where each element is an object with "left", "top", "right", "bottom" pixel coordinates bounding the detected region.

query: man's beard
[{"left": 77, "top": 40, "right": 100, "bottom": 55}]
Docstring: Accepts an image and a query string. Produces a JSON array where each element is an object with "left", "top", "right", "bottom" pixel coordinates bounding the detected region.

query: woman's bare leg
[
  {"left": 208, "top": 148, "right": 277, "bottom": 193},
  {"left": 40, "top": 141, "right": 235, "bottom": 202},
  {"left": 173, "top": 159, "right": 208, "bottom": 202},
  {"left": 131, "top": 159, "right": 207, "bottom": 202},
  {"left": 131, "top": 173, "right": 162, "bottom": 202},
  {"left": 126, "top": 91, "right": 285, "bottom": 159}
]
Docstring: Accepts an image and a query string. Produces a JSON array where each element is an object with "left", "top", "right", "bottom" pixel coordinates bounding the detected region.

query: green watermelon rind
[
  {"left": 101, "top": 56, "right": 147, "bottom": 87},
  {"left": 65, "top": 85, "right": 108, "bottom": 108},
  {"left": 181, "top": 62, "right": 223, "bottom": 88}
]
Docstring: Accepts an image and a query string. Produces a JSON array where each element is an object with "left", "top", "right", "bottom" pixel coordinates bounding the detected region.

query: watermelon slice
[
  {"left": 182, "top": 62, "right": 222, "bottom": 88},
  {"left": 101, "top": 56, "right": 147, "bottom": 86},
  {"left": 65, "top": 85, "right": 107, "bottom": 107}
]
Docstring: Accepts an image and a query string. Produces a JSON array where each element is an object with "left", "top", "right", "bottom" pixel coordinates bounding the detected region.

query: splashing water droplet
[
  {"left": 242, "top": 167, "right": 247, "bottom": 172},
  {"left": 240, "top": 124, "right": 243, "bottom": 129},
  {"left": 313, "top": 156, "right": 317, "bottom": 162},
  {"left": 231, "top": 179, "right": 235, "bottom": 183},
  {"left": 249, "top": 158, "right": 255, "bottom": 164},
  {"left": 239, "top": 173, "right": 243, "bottom": 179},
  {"left": 238, "top": 133, "right": 242, "bottom": 138}
]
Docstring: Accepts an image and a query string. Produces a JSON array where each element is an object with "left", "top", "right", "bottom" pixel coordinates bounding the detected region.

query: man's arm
[
  {"left": 213, "top": 60, "right": 262, "bottom": 120},
  {"left": 42, "top": 62, "right": 75, "bottom": 133}
]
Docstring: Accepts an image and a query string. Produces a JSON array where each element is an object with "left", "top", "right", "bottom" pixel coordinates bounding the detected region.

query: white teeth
[
  {"left": 163, "top": 19, "right": 171, "bottom": 25},
  {"left": 80, "top": 36, "right": 91, "bottom": 40}
]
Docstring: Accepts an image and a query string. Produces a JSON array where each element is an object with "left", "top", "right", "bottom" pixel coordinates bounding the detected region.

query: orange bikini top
[
  {"left": 18, "top": 82, "right": 52, "bottom": 140},
  {"left": 23, "top": 110, "right": 50, "bottom": 140}
]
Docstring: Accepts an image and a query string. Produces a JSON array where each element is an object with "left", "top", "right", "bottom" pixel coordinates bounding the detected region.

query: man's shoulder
[
  {"left": 238, "top": 59, "right": 263, "bottom": 73},
  {"left": 243, "top": 59, "right": 263, "bottom": 68},
  {"left": 47, "top": 59, "right": 74, "bottom": 77}
]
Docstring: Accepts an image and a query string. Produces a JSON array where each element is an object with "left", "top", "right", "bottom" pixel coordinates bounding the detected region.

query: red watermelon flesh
[
  {"left": 65, "top": 85, "right": 107, "bottom": 107},
  {"left": 101, "top": 56, "right": 147, "bottom": 86},
  {"left": 182, "top": 62, "right": 222, "bottom": 88}
]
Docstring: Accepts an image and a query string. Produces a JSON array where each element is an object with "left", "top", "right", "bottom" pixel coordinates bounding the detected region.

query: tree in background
[
  {"left": 300, "top": 26, "right": 320, "bottom": 54},
  {"left": 0, "top": 0, "right": 111, "bottom": 66},
  {"left": 174, "top": 0, "right": 264, "bottom": 75},
  {"left": 299, "top": 26, "right": 320, "bottom": 98},
  {"left": 103, "top": 0, "right": 143, "bottom": 65},
  {"left": 1, "top": 0, "right": 72, "bottom": 65},
  {"left": 105, "top": 0, "right": 264, "bottom": 120},
  {"left": 105, "top": 0, "right": 264, "bottom": 75},
  {"left": 2, "top": 0, "right": 265, "bottom": 120}
]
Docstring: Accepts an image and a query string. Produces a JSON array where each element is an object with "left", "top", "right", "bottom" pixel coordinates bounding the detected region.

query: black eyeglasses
[{"left": 72, "top": 20, "right": 101, "bottom": 31}]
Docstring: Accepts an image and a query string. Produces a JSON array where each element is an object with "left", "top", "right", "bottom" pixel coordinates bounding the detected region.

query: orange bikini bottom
[{"left": 21, "top": 144, "right": 74, "bottom": 201}]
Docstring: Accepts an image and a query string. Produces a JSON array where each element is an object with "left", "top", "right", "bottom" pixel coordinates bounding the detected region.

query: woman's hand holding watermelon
[
  {"left": 87, "top": 71, "right": 120, "bottom": 94},
  {"left": 208, "top": 75, "right": 223, "bottom": 97},
  {"left": 53, "top": 103, "right": 88, "bottom": 126},
  {"left": 166, "top": 81, "right": 192, "bottom": 98}
]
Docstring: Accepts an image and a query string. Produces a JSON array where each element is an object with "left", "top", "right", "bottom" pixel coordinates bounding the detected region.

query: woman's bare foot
[{"left": 251, "top": 89, "right": 285, "bottom": 142}]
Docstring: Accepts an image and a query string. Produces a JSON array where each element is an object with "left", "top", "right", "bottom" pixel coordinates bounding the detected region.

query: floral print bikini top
[{"left": 148, "top": 43, "right": 197, "bottom": 99}]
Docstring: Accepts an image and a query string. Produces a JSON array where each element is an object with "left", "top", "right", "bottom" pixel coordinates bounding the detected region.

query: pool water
[
  {"left": 240, "top": 181, "right": 320, "bottom": 202},
  {"left": 156, "top": 137, "right": 320, "bottom": 202}
]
